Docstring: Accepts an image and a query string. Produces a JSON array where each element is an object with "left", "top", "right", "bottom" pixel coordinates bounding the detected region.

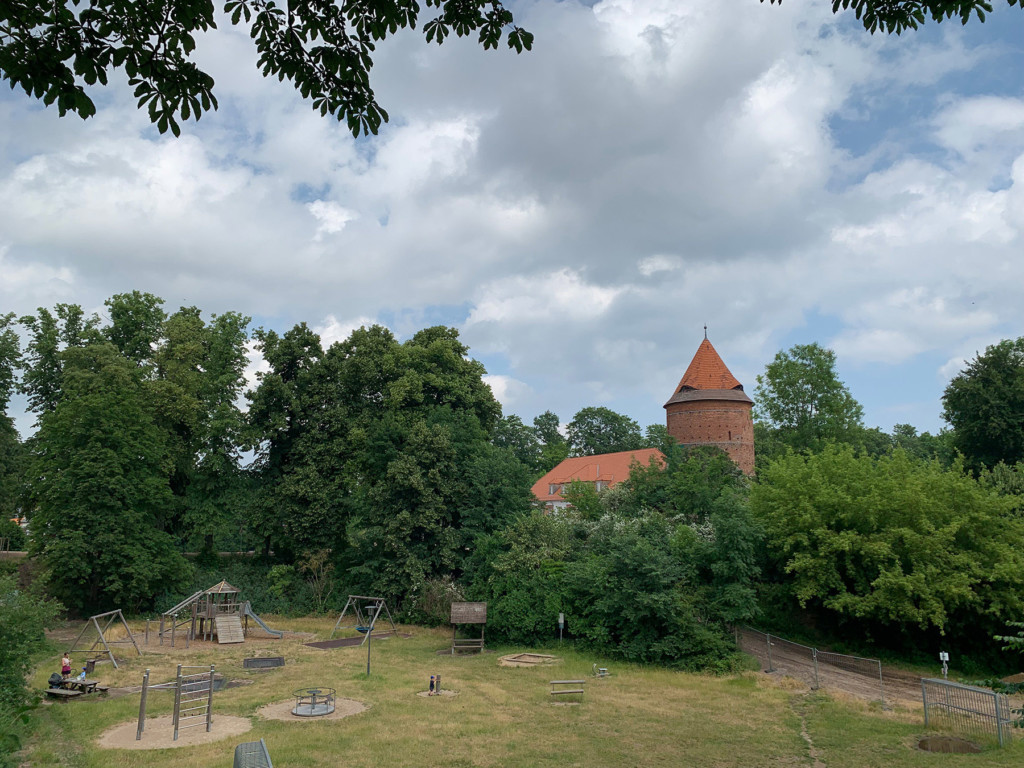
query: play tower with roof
[{"left": 664, "top": 335, "right": 755, "bottom": 475}]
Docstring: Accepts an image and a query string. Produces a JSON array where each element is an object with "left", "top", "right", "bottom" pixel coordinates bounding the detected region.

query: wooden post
[
  {"left": 206, "top": 665, "right": 215, "bottom": 732},
  {"left": 171, "top": 616, "right": 176, "bottom": 648},
  {"left": 145, "top": 620, "right": 150, "bottom": 646},
  {"left": 136, "top": 669, "right": 150, "bottom": 741},
  {"left": 118, "top": 610, "right": 142, "bottom": 657},
  {"left": 94, "top": 616, "right": 118, "bottom": 669},
  {"left": 172, "top": 665, "right": 183, "bottom": 741}
]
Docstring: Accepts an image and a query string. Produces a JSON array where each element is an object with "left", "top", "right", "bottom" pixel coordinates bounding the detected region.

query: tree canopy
[
  {"left": 942, "top": 337, "right": 1024, "bottom": 472},
  {"left": 566, "top": 406, "right": 643, "bottom": 457},
  {"left": 753, "top": 342, "right": 864, "bottom": 453},
  {"left": 0, "top": 0, "right": 532, "bottom": 137},
  {"left": 752, "top": 445, "right": 1024, "bottom": 642},
  {"left": 764, "top": 0, "right": 1022, "bottom": 34}
]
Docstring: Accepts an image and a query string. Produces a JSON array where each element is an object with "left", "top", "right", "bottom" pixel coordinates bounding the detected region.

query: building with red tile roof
[
  {"left": 664, "top": 336, "right": 755, "bottom": 475},
  {"left": 531, "top": 448, "right": 665, "bottom": 511}
]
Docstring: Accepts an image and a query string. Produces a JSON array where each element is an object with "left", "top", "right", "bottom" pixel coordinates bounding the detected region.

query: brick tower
[{"left": 664, "top": 335, "right": 755, "bottom": 475}]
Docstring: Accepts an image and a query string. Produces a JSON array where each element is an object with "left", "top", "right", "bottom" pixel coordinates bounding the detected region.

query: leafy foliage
[
  {"left": 752, "top": 446, "right": 1024, "bottom": 639},
  {"left": 0, "top": 0, "right": 531, "bottom": 137},
  {"left": 0, "top": 573, "right": 61, "bottom": 706},
  {"left": 763, "top": 0, "right": 1021, "bottom": 34},
  {"left": 943, "top": 337, "right": 1024, "bottom": 472},
  {"left": 26, "top": 343, "right": 188, "bottom": 613},
  {"left": 566, "top": 406, "right": 644, "bottom": 457},
  {"left": 754, "top": 343, "right": 864, "bottom": 453}
]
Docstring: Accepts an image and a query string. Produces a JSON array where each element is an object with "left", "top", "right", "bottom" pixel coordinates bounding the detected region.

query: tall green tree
[
  {"left": 753, "top": 343, "right": 864, "bottom": 453},
  {"left": 942, "top": 338, "right": 1024, "bottom": 472},
  {"left": 26, "top": 342, "right": 186, "bottom": 613},
  {"left": 151, "top": 306, "right": 251, "bottom": 549},
  {"left": 566, "top": 406, "right": 643, "bottom": 457}
]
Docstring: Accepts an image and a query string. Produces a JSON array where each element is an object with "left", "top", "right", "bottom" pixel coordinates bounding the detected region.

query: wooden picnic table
[{"left": 62, "top": 678, "right": 102, "bottom": 694}]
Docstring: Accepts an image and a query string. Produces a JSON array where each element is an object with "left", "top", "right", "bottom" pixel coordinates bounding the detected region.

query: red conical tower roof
[{"left": 674, "top": 338, "right": 743, "bottom": 392}]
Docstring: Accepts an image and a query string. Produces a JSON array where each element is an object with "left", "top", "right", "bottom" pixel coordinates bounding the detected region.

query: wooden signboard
[{"left": 450, "top": 602, "right": 487, "bottom": 625}]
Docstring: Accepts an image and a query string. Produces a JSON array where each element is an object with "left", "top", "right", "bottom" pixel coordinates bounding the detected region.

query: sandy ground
[
  {"left": 415, "top": 689, "right": 458, "bottom": 698},
  {"left": 256, "top": 697, "right": 368, "bottom": 722},
  {"left": 499, "top": 653, "right": 559, "bottom": 668},
  {"left": 96, "top": 714, "right": 252, "bottom": 750}
]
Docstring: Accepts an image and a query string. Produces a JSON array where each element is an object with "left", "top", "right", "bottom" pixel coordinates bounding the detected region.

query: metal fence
[
  {"left": 739, "top": 627, "right": 885, "bottom": 705},
  {"left": 922, "top": 678, "right": 1014, "bottom": 747}
]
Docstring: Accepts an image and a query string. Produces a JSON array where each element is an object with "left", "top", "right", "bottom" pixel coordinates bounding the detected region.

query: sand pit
[
  {"left": 97, "top": 715, "right": 252, "bottom": 750},
  {"left": 499, "top": 653, "right": 559, "bottom": 668},
  {"left": 416, "top": 689, "right": 458, "bottom": 698},
  {"left": 257, "top": 697, "right": 368, "bottom": 722}
]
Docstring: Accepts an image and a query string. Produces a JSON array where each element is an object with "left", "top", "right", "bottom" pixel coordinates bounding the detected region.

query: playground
[{"left": 26, "top": 614, "right": 1024, "bottom": 768}]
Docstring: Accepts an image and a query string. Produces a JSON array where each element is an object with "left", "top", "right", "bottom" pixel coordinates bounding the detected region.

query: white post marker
[
  {"left": 939, "top": 651, "right": 949, "bottom": 680},
  {"left": 558, "top": 613, "right": 564, "bottom": 644}
]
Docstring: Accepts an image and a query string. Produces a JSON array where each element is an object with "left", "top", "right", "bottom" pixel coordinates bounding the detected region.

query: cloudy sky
[{"left": 2, "top": 0, "right": 1023, "bottom": 437}]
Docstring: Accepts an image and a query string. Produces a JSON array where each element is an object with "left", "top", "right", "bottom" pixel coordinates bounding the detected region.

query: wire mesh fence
[
  {"left": 922, "top": 678, "right": 1014, "bottom": 747},
  {"left": 738, "top": 627, "right": 885, "bottom": 705}
]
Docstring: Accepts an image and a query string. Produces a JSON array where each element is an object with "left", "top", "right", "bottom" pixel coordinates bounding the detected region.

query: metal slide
[{"left": 241, "top": 602, "right": 284, "bottom": 638}]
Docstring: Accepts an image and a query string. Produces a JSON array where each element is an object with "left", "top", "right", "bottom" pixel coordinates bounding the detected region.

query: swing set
[{"left": 329, "top": 595, "right": 398, "bottom": 643}]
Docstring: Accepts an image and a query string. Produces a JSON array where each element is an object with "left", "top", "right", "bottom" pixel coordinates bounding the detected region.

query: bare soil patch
[
  {"left": 416, "top": 689, "right": 458, "bottom": 697},
  {"left": 96, "top": 715, "right": 251, "bottom": 750},
  {"left": 256, "top": 697, "right": 368, "bottom": 721},
  {"left": 739, "top": 628, "right": 924, "bottom": 708}
]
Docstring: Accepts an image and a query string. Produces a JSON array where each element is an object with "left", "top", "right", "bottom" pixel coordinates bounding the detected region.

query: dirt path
[{"left": 738, "top": 628, "right": 925, "bottom": 708}]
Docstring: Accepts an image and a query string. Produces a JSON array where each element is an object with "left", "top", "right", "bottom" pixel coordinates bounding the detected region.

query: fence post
[
  {"left": 136, "top": 669, "right": 150, "bottom": 741},
  {"left": 921, "top": 680, "right": 929, "bottom": 728},
  {"left": 172, "top": 664, "right": 182, "bottom": 741},
  {"left": 811, "top": 648, "right": 819, "bottom": 689},
  {"left": 995, "top": 692, "right": 1006, "bottom": 747},
  {"left": 766, "top": 633, "right": 774, "bottom": 673},
  {"left": 206, "top": 665, "right": 215, "bottom": 732},
  {"left": 877, "top": 660, "right": 886, "bottom": 709}
]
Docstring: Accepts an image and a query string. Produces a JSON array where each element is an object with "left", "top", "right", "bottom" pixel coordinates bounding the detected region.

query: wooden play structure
[
  {"left": 158, "top": 581, "right": 283, "bottom": 646},
  {"left": 69, "top": 609, "right": 141, "bottom": 669},
  {"left": 450, "top": 601, "right": 487, "bottom": 654},
  {"left": 329, "top": 595, "right": 398, "bottom": 643},
  {"left": 136, "top": 664, "right": 216, "bottom": 741}
]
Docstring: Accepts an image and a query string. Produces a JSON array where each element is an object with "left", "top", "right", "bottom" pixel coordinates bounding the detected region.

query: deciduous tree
[
  {"left": 942, "top": 337, "right": 1024, "bottom": 471},
  {"left": 26, "top": 343, "right": 186, "bottom": 613},
  {"left": 566, "top": 406, "right": 643, "bottom": 457},
  {"left": 753, "top": 343, "right": 864, "bottom": 453},
  {"left": 752, "top": 445, "right": 1024, "bottom": 639}
]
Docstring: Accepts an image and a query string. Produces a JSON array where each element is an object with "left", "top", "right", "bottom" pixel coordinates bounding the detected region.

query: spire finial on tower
[{"left": 703, "top": 324, "right": 707, "bottom": 340}]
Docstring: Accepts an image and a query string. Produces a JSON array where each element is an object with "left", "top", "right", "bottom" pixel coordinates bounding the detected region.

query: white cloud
[
  {"left": 483, "top": 374, "right": 532, "bottom": 408},
  {"left": 307, "top": 201, "right": 358, "bottom": 240},
  {"left": 314, "top": 315, "right": 380, "bottom": 348},
  {"left": 0, "top": 0, "right": 1022, "bottom": 436}
]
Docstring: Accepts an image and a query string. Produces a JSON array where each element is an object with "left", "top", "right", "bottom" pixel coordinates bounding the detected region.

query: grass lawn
[{"left": 23, "top": 617, "right": 1024, "bottom": 767}]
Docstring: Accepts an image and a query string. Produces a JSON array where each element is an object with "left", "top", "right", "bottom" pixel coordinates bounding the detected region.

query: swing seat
[{"left": 355, "top": 626, "right": 371, "bottom": 633}]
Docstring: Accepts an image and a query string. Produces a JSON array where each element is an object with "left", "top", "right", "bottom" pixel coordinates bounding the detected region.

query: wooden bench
[
  {"left": 46, "top": 688, "right": 83, "bottom": 699},
  {"left": 452, "top": 637, "right": 485, "bottom": 654},
  {"left": 550, "top": 680, "right": 585, "bottom": 698}
]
